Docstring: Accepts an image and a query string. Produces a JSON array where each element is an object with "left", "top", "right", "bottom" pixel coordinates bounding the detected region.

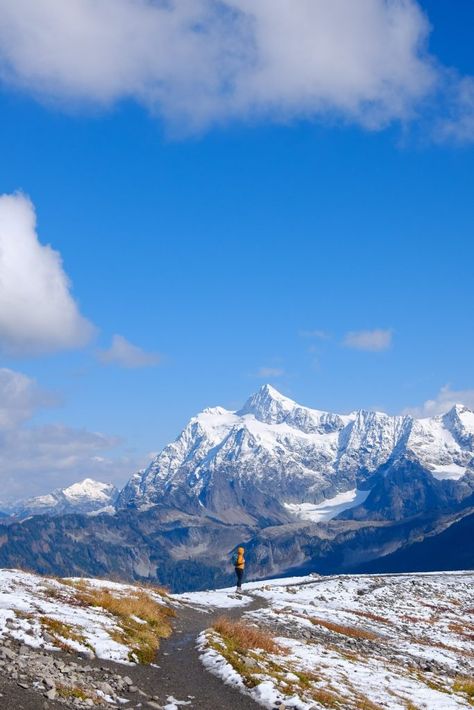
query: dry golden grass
[
  {"left": 448, "top": 622, "right": 474, "bottom": 642},
  {"left": 310, "top": 617, "right": 379, "bottom": 641},
  {"left": 40, "top": 583, "right": 65, "bottom": 600},
  {"left": 70, "top": 583, "right": 175, "bottom": 663},
  {"left": 421, "top": 602, "right": 451, "bottom": 614},
  {"left": 67, "top": 574, "right": 170, "bottom": 598},
  {"left": 40, "top": 616, "right": 95, "bottom": 654},
  {"left": 213, "top": 616, "right": 285, "bottom": 655},
  {"left": 354, "top": 696, "right": 385, "bottom": 710},
  {"left": 400, "top": 615, "right": 426, "bottom": 624},
  {"left": 308, "top": 687, "right": 343, "bottom": 708},
  {"left": 126, "top": 579, "right": 170, "bottom": 598},
  {"left": 56, "top": 684, "right": 99, "bottom": 703},
  {"left": 414, "top": 635, "right": 474, "bottom": 659},
  {"left": 349, "top": 609, "right": 392, "bottom": 625},
  {"left": 453, "top": 677, "right": 474, "bottom": 700}
]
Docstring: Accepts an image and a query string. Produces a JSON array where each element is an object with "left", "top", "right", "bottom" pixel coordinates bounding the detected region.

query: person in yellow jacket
[{"left": 232, "top": 546, "right": 245, "bottom": 592}]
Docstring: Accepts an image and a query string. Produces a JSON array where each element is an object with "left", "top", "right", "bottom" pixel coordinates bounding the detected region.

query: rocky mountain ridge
[{"left": 117, "top": 385, "right": 474, "bottom": 525}]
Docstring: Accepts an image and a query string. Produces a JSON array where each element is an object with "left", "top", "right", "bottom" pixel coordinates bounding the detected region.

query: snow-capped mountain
[
  {"left": 118, "top": 384, "right": 474, "bottom": 523},
  {"left": 8, "top": 478, "right": 119, "bottom": 520}
]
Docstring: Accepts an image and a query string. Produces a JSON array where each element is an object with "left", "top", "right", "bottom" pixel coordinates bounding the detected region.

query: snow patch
[
  {"left": 430, "top": 463, "right": 467, "bottom": 480},
  {"left": 284, "top": 488, "right": 370, "bottom": 522}
]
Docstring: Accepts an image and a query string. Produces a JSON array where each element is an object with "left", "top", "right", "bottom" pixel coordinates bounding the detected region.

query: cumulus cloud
[
  {"left": 97, "top": 335, "right": 161, "bottom": 368},
  {"left": 0, "top": 193, "right": 95, "bottom": 354},
  {"left": 0, "top": 367, "right": 145, "bottom": 502},
  {"left": 0, "top": 0, "right": 436, "bottom": 131},
  {"left": 256, "top": 366, "right": 285, "bottom": 378},
  {"left": 343, "top": 328, "right": 393, "bottom": 351},
  {"left": 402, "top": 385, "right": 474, "bottom": 418}
]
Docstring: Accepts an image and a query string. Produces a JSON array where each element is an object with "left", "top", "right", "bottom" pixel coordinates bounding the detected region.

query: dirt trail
[{"left": 126, "top": 592, "right": 267, "bottom": 709}]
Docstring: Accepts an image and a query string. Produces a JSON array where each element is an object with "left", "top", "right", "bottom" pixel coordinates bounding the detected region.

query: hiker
[{"left": 233, "top": 546, "right": 245, "bottom": 592}]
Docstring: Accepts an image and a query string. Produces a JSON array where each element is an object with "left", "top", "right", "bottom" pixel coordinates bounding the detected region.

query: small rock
[
  {"left": 45, "top": 689, "right": 57, "bottom": 700},
  {"left": 98, "top": 682, "right": 115, "bottom": 695},
  {"left": 123, "top": 676, "right": 134, "bottom": 686}
]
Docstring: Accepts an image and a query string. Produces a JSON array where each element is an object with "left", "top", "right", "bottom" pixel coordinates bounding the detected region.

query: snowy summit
[{"left": 118, "top": 384, "right": 474, "bottom": 524}]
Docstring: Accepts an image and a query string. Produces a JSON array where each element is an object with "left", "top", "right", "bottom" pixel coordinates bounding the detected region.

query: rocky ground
[{"left": 0, "top": 569, "right": 473, "bottom": 709}]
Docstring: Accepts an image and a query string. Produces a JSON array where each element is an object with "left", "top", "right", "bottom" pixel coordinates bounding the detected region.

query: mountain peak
[
  {"left": 62, "top": 478, "right": 117, "bottom": 501},
  {"left": 238, "top": 384, "right": 297, "bottom": 423},
  {"left": 449, "top": 403, "right": 472, "bottom": 415}
]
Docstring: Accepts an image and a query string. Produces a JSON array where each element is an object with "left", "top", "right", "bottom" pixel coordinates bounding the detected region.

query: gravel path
[
  {"left": 0, "top": 592, "right": 265, "bottom": 709},
  {"left": 138, "top": 595, "right": 265, "bottom": 709}
]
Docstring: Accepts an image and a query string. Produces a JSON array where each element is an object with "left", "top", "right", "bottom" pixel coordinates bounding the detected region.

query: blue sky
[{"left": 0, "top": 0, "right": 473, "bottom": 500}]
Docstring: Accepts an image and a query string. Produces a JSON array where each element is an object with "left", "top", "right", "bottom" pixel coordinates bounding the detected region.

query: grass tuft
[
  {"left": 453, "top": 677, "right": 474, "bottom": 700},
  {"left": 310, "top": 617, "right": 379, "bottom": 641},
  {"left": 56, "top": 684, "right": 98, "bottom": 703},
  {"left": 40, "top": 616, "right": 95, "bottom": 654},
  {"left": 71, "top": 584, "right": 175, "bottom": 664},
  {"left": 349, "top": 610, "right": 392, "bottom": 625},
  {"left": 213, "top": 616, "right": 284, "bottom": 655}
]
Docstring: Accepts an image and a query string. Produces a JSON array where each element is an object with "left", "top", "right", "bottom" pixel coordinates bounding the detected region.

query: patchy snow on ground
[
  {"left": 175, "top": 588, "right": 253, "bottom": 611},
  {"left": 0, "top": 568, "right": 171, "bottom": 664},
  {"left": 174, "top": 575, "right": 316, "bottom": 611},
  {"left": 196, "top": 571, "right": 474, "bottom": 709}
]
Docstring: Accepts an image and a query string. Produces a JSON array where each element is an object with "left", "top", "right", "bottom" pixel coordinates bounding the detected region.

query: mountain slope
[
  {"left": 339, "top": 458, "right": 474, "bottom": 521},
  {"left": 352, "top": 497, "right": 474, "bottom": 573},
  {"left": 118, "top": 385, "right": 474, "bottom": 525}
]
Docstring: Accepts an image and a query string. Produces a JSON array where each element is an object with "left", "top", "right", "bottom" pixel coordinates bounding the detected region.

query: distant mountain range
[
  {"left": 0, "top": 385, "right": 473, "bottom": 590},
  {"left": 1, "top": 478, "right": 119, "bottom": 520}
]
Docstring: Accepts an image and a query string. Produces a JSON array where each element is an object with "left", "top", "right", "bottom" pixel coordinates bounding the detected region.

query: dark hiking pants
[{"left": 235, "top": 567, "right": 244, "bottom": 589}]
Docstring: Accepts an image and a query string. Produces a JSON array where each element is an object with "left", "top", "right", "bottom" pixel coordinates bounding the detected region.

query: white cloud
[
  {"left": 435, "top": 75, "right": 474, "bottom": 144},
  {"left": 0, "top": 367, "right": 145, "bottom": 502},
  {"left": 256, "top": 366, "right": 285, "bottom": 378},
  {"left": 343, "top": 328, "right": 393, "bottom": 351},
  {"left": 0, "top": 193, "right": 95, "bottom": 354},
  {"left": 97, "top": 334, "right": 161, "bottom": 368},
  {"left": 402, "top": 385, "right": 474, "bottom": 418},
  {"left": 0, "top": 423, "right": 142, "bottom": 503},
  {"left": 0, "top": 0, "right": 435, "bottom": 131},
  {"left": 0, "top": 367, "right": 54, "bottom": 429}
]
